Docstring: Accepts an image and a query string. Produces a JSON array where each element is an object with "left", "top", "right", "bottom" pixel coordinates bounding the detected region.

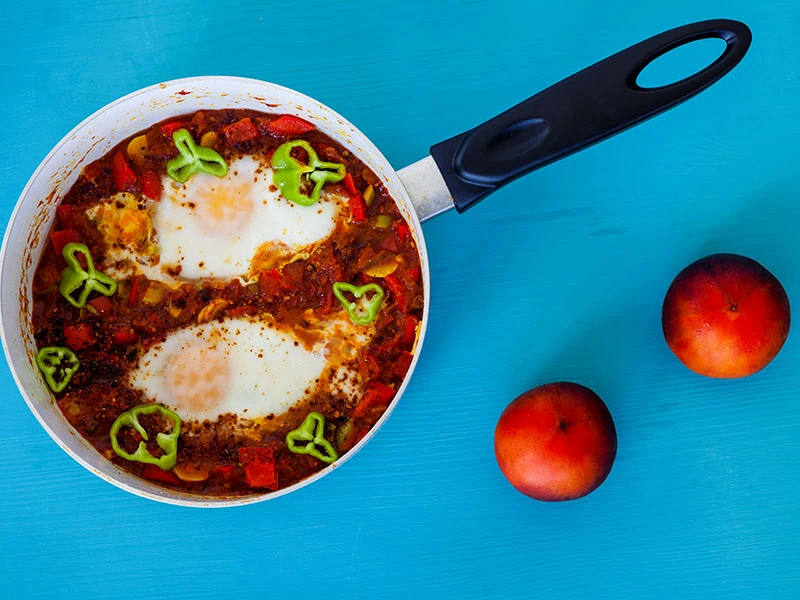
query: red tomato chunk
[
  {"left": 223, "top": 117, "right": 259, "bottom": 144},
  {"left": 50, "top": 229, "right": 82, "bottom": 256},
  {"left": 111, "top": 151, "right": 137, "bottom": 191},
  {"left": 266, "top": 115, "right": 315, "bottom": 136},
  {"left": 238, "top": 447, "right": 278, "bottom": 490},
  {"left": 63, "top": 323, "right": 96, "bottom": 351}
]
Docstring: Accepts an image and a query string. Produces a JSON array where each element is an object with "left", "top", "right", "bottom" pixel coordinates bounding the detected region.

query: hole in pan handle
[{"left": 428, "top": 18, "right": 752, "bottom": 213}]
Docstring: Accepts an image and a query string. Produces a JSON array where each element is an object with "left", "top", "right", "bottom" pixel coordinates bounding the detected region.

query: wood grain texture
[{"left": 2, "top": 0, "right": 800, "bottom": 598}]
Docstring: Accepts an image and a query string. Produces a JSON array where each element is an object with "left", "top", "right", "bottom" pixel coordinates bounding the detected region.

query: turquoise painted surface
[{"left": 1, "top": 1, "right": 799, "bottom": 598}]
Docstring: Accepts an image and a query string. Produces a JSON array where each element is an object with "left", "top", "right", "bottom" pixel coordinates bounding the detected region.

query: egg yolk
[
  {"left": 116, "top": 210, "right": 151, "bottom": 245},
  {"left": 193, "top": 178, "right": 255, "bottom": 236},
  {"left": 164, "top": 342, "right": 231, "bottom": 414},
  {"left": 89, "top": 194, "right": 155, "bottom": 254}
]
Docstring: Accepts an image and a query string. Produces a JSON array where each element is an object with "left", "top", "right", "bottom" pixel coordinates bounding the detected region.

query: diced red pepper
[
  {"left": 353, "top": 381, "right": 397, "bottom": 418},
  {"left": 367, "top": 381, "right": 397, "bottom": 404},
  {"left": 238, "top": 447, "right": 278, "bottom": 490},
  {"left": 393, "top": 350, "right": 414, "bottom": 380},
  {"left": 141, "top": 464, "right": 182, "bottom": 485},
  {"left": 56, "top": 204, "right": 84, "bottom": 231},
  {"left": 360, "top": 351, "right": 381, "bottom": 380},
  {"left": 128, "top": 279, "right": 140, "bottom": 306},
  {"left": 401, "top": 314, "right": 419, "bottom": 347},
  {"left": 50, "top": 229, "right": 82, "bottom": 256},
  {"left": 111, "top": 151, "right": 137, "bottom": 191},
  {"left": 342, "top": 172, "right": 358, "bottom": 196},
  {"left": 380, "top": 235, "right": 399, "bottom": 252},
  {"left": 112, "top": 328, "right": 139, "bottom": 345},
  {"left": 212, "top": 465, "right": 235, "bottom": 481},
  {"left": 223, "top": 117, "right": 259, "bottom": 144},
  {"left": 87, "top": 295, "right": 113, "bottom": 317},
  {"left": 160, "top": 121, "right": 188, "bottom": 136},
  {"left": 266, "top": 115, "right": 315, "bottom": 136},
  {"left": 384, "top": 273, "right": 407, "bottom": 310},
  {"left": 63, "top": 323, "right": 96, "bottom": 351},
  {"left": 258, "top": 269, "right": 283, "bottom": 302},
  {"left": 393, "top": 221, "right": 412, "bottom": 243},
  {"left": 83, "top": 160, "right": 105, "bottom": 182},
  {"left": 140, "top": 170, "right": 162, "bottom": 200},
  {"left": 348, "top": 194, "right": 367, "bottom": 223}
]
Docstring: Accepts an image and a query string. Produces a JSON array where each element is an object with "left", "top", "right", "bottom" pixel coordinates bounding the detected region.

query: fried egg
[
  {"left": 88, "top": 156, "right": 347, "bottom": 282},
  {"left": 127, "top": 315, "right": 372, "bottom": 423},
  {"left": 85, "top": 193, "right": 160, "bottom": 276}
]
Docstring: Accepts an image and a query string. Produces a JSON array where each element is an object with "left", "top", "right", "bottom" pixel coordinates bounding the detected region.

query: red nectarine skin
[
  {"left": 494, "top": 383, "right": 617, "bottom": 501},
  {"left": 662, "top": 253, "right": 790, "bottom": 378}
]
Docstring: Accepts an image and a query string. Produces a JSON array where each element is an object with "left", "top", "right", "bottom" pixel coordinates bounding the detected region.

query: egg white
[
  {"left": 127, "top": 315, "right": 374, "bottom": 423},
  {"left": 87, "top": 156, "right": 347, "bottom": 283},
  {"left": 157, "top": 156, "right": 343, "bottom": 280}
]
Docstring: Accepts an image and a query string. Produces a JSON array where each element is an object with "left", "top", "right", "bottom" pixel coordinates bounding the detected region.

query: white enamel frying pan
[{"left": 0, "top": 19, "right": 750, "bottom": 506}]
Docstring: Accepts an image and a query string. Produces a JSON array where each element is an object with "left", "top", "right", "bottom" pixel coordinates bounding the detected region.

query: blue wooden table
[{"left": 2, "top": 1, "right": 799, "bottom": 598}]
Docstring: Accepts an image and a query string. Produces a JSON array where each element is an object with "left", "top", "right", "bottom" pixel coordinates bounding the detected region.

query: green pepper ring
[
  {"left": 286, "top": 412, "right": 338, "bottom": 464},
  {"left": 166, "top": 128, "right": 228, "bottom": 183},
  {"left": 271, "top": 139, "right": 346, "bottom": 206},
  {"left": 110, "top": 404, "right": 182, "bottom": 471},
  {"left": 332, "top": 282, "right": 385, "bottom": 326},
  {"left": 35, "top": 346, "right": 80, "bottom": 393},
  {"left": 58, "top": 242, "right": 118, "bottom": 309}
]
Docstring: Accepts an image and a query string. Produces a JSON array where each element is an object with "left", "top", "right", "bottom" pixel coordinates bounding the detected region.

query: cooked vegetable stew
[{"left": 32, "top": 109, "right": 423, "bottom": 496}]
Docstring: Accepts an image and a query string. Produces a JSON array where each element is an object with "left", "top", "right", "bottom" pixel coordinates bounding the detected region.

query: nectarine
[
  {"left": 494, "top": 382, "right": 617, "bottom": 501},
  {"left": 662, "top": 253, "right": 790, "bottom": 378}
]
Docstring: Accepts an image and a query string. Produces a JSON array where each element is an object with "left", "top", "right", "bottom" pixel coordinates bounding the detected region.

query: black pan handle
[{"left": 429, "top": 19, "right": 752, "bottom": 213}]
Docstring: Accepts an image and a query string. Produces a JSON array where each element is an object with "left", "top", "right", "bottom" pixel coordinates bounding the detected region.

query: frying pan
[{"left": 0, "top": 19, "right": 751, "bottom": 506}]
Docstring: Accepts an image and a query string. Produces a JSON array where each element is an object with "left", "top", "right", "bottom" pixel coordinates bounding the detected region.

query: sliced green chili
[
  {"left": 332, "top": 282, "right": 384, "bottom": 326},
  {"left": 35, "top": 346, "right": 80, "bottom": 393},
  {"left": 110, "top": 404, "right": 182, "bottom": 470},
  {"left": 58, "top": 243, "right": 117, "bottom": 308},
  {"left": 167, "top": 128, "right": 228, "bottom": 183},
  {"left": 271, "top": 140, "right": 345, "bottom": 206},
  {"left": 286, "top": 412, "right": 338, "bottom": 464}
]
